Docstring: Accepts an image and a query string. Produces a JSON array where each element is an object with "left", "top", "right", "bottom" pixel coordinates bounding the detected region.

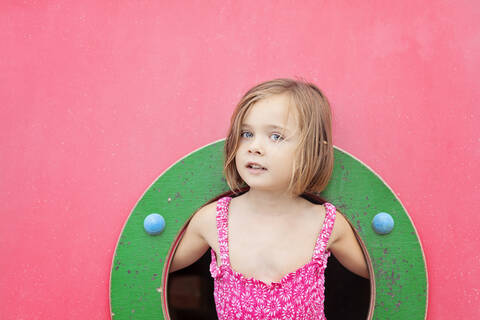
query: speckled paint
[{"left": 110, "top": 141, "right": 427, "bottom": 319}]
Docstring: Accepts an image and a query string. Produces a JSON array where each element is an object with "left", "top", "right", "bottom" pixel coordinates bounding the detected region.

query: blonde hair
[{"left": 224, "top": 77, "right": 334, "bottom": 196}]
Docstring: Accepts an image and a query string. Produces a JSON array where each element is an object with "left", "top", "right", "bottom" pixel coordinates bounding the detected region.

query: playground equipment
[{"left": 110, "top": 139, "right": 427, "bottom": 319}]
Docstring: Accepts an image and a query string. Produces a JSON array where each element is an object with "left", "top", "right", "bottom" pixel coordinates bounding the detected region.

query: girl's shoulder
[
  {"left": 297, "top": 200, "right": 331, "bottom": 230},
  {"left": 326, "top": 206, "right": 351, "bottom": 246},
  {"left": 195, "top": 199, "right": 218, "bottom": 219},
  {"left": 304, "top": 201, "right": 344, "bottom": 246},
  {"left": 304, "top": 199, "right": 331, "bottom": 216},
  {"left": 189, "top": 200, "right": 220, "bottom": 244}
]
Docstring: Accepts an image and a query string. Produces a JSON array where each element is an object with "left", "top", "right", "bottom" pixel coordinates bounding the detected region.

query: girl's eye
[
  {"left": 240, "top": 131, "right": 253, "bottom": 138},
  {"left": 271, "top": 133, "right": 284, "bottom": 142}
]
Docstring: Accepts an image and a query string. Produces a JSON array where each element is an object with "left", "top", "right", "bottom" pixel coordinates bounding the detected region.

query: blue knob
[
  {"left": 144, "top": 213, "right": 166, "bottom": 235},
  {"left": 372, "top": 212, "right": 394, "bottom": 235}
]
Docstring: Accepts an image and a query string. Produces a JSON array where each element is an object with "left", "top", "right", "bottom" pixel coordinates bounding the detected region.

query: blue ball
[
  {"left": 372, "top": 212, "right": 394, "bottom": 235},
  {"left": 144, "top": 213, "right": 166, "bottom": 235}
]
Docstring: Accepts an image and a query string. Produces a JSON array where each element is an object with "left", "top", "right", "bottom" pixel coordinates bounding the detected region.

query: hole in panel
[{"left": 165, "top": 190, "right": 374, "bottom": 320}]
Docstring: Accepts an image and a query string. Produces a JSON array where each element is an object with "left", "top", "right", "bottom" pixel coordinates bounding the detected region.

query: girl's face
[{"left": 235, "top": 93, "right": 300, "bottom": 194}]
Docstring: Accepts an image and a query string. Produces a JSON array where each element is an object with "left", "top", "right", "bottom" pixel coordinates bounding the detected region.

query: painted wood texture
[{"left": 110, "top": 140, "right": 427, "bottom": 319}]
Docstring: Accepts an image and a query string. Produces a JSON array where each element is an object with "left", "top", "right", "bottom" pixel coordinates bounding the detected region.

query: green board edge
[{"left": 110, "top": 139, "right": 427, "bottom": 319}]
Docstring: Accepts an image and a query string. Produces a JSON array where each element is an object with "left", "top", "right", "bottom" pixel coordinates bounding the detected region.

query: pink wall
[{"left": 1, "top": 1, "right": 479, "bottom": 319}]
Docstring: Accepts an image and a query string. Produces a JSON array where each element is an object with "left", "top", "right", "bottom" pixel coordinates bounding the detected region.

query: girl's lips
[
  {"left": 246, "top": 166, "right": 267, "bottom": 174},
  {"left": 246, "top": 162, "right": 267, "bottom": 170},
  {"left": 246, "top": 162, "right": 267, "bottom": 175}
]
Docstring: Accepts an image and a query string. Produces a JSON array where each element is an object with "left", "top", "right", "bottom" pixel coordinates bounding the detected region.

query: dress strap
[
  {"left": 215, "top": 196, "right": 232, "bottom": 267},
  {"left": 313, "top": 202, "right": 337, "bottom": 260}
]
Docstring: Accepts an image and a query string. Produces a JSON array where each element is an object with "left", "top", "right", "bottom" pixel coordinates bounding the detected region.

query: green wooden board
[{"left": 110, "top": 139, "right": 427, "bottom": 319}]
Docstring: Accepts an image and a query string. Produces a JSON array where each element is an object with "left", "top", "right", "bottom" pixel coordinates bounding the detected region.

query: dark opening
[
  {"left": 167, "top": 190, "right": 372, "bottom": 319},
  {"left": 324, "top": 254, "right": 371, "bottom": 320},
  {"left": 167, "top": 251, "right": 216, "bottom": 320}
]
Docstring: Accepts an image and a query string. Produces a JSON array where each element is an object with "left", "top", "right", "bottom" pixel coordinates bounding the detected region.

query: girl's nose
[{"left": 248, "top": 139, "right": 263, "bottom": 155}]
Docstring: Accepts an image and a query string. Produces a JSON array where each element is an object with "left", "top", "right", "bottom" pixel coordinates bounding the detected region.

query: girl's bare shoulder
[
  {"left": 306, "top": 201, "right": 348, "bottom": 243},
  {"left": 189, "top": 199, "right": 221, "bottom": 249},
  {"left": 327, "top": 206, "right": 351, "bottom": 246},
  {"left": 191, "top": 200, "right": 217, "bottom": 231},
  {"left": 296, "top": 200, "right": 328, "bottom": 230}
]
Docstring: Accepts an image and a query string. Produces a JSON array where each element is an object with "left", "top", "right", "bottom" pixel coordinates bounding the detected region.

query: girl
[{"left": 170, "top": 78, "right": 369, "bottom": 319}]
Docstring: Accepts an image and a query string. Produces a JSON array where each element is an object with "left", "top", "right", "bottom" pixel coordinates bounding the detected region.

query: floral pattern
[{"left": 209, "top": 196, "right": 336, "bottom": 320}]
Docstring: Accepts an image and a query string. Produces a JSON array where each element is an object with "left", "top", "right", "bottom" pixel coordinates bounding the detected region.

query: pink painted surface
[{"left": 0, "top": 1, "right": 478, "bottom": 319}]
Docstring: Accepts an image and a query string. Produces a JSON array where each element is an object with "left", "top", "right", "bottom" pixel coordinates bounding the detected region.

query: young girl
[{"left": 170, "top": 78, "right": 369, "bottom": 319}]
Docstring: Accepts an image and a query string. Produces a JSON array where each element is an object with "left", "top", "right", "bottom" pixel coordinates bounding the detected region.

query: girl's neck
[{"left": 241, "top": 189, "right": 305, "bottom": 217}]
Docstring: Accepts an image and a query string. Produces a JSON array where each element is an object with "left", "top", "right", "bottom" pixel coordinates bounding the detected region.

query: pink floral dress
[{"left": 209, "top": 196, "right": 336, "bottom": 320}]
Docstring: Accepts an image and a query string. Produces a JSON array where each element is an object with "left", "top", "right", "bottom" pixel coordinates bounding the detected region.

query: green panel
[
  {"left": 110, "top": 140, "right": 229, "bottom": 319},
  {"left": 322, "top": 146, "right": 427, "bottom": 319},
  {"left": 110, "top": 140, "right": 427, "bottom": 319}
]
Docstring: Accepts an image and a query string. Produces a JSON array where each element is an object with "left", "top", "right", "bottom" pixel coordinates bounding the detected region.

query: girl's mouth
[{"left": 246, "top": 162, "right": 267, "bottom": 172}]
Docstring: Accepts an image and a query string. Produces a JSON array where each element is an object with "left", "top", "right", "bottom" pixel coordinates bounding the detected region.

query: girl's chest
[{"left": 211, "top": 212, "right": 324, "bottom": 283}]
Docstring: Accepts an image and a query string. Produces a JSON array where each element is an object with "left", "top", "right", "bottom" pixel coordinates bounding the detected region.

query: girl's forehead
[{"left": 241, "top": 94, "right": 299, "bottom": 130}]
